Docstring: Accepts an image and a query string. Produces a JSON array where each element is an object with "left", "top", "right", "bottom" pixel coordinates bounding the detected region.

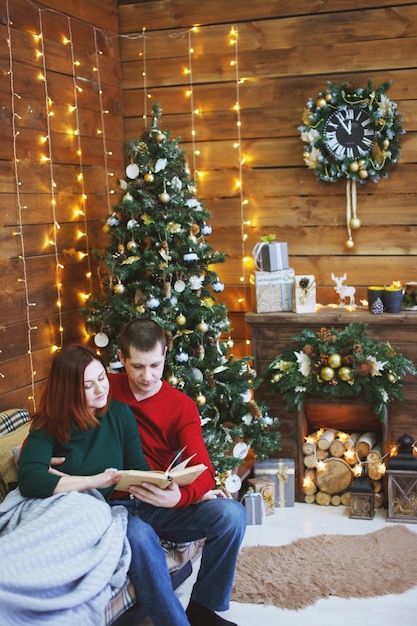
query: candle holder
[
  {"left": 349, "top": 469, "right": 375, "bottom": 520},
  {"left": 387, "top": 434, "right": 417, "bottom": 523}
]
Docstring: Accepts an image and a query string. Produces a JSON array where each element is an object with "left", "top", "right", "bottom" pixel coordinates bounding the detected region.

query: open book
[{"left": 115, "top": 447, "right": 207, "bottom": 491}]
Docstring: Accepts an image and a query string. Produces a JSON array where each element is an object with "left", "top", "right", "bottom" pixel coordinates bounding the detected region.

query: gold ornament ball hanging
[
  {"left": 349, "top": 161, "right": 359, "bottom": 173},
  {"left": 383, "top": 139, "right": 390, "bottom": 150},
  {"left": 118, "top": 243, "right": 125, "bottom": 254},
  {"left": 126, "top": 240, "right": 138, "bottom": 251},
  {"left": 102, "top": 223, "right": 111, "bottom": 234},
  {"left": 350, "top": 217, "right": 362, "bottom": 230},
  {"left": 144, "top": 172, "right": 154, "bottom": 184},
  {"left": 176, "top": 314, "right": 187, "bottom": 326},
  {"left": 197, "top": 320, "right": 209, "bottom": 333},
  {"left": 113, "top": 282, "right": 126, "bottom": 295},
  {"left": 159, "top": 191, "right": 171, "bottom": 204},
  {"left": 156, "top": 132, "right": 166, "bottom": 143},
  {"left": 315, "top": 97, "right": 327, "bottom": 108},
  {"left": 344, "top": 238, "right": 355, "bottom": 250},
  {"left": 196, "top": 393, "right": 207, "bottom": 406},
  {"left": 359, "top": 169, "right": 369, "bottom": 180},
  {"left": 167, "top": 374, "right": 179, "bottom": 386}
]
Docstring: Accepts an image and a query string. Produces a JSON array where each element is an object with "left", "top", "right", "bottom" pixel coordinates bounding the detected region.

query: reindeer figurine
[{"left": 331, "top": 273, "right": 356, "bottom": 307}]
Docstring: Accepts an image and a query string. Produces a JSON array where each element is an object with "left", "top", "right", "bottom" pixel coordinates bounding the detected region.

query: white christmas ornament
[
  {"left": 212, "top": 280, "right": 224, "bottom": 292},
  {"left": 192, "top": 368, "right": 204, "bottom": 382},
  {"left": 189, "top": 275, "right": 204, "bottom": 290},
  {"left": 154, "top": 158, "right": 167, "bottom": 172},
  {"left": 225, "top": 474, "right": 242, "bottom": 494},
  {"left": 106, "top": 215, "right": 119, "bottom": 227},
  {"left": 171, "top": 176, "right": 183, "bottom": 191},
  {"left": 201, "top": 223, "right": 212, "bottom": 236},
  {"left": 123, "top": 193, "right": 133, "bottom": 203},
  {"left": 184, "top": 251, "right": 198, "bottom": 263},
  {"left": 94, "top": 332, "right": 109, "bottom": 348},
  {"left": 127, "top": 219, "right": 138, "bottom": 230},
  {"left": 174, "top": 279, "right": 186, "bottom": 293},
  {"left": 119, "top": 179, "right": 128, "bottom": 190},
  {"left": 233, "top": 441, "right": 249, "bottom": 459},
  {"left": 147, "top": 296, "right": 160, "bottom": 309},
  {"left": 242, "top": 413, "right": 253, "bottom": 425},
  {"left": 240, "top": 389, "right": 252, "bottom": 403},
  {"left": 126, "top": 163, "right": 140, "bottom": 179},
  {"left": 262, "top": 413, "right": 274, "bottom": 426},
  {"left": 175, "top": 350, "right": 189, "bottom": 363}
]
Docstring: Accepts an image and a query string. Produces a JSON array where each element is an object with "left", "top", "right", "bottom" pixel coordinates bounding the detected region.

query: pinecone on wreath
[{"left": 371, "top": 297, "right": 384, "bottom": 315}]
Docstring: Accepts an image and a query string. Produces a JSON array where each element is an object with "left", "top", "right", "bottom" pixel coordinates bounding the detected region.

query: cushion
[
  {"left": 0, "top": 408, "right": 30, "bottom": 435},
  {"left": 0, "top": 422, "right": 31, "bottom": 501}
]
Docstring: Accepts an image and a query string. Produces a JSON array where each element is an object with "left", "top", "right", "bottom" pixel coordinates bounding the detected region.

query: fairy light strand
[
  {"left": 187, "top": 28, "right": 198, "bottom": 179},
  {"left": 6, "top": 0, "right": 37, "bottom": 408},
  {"left": 230, "top": 25, "right": 250, "bottom": 350},
  {"left": 141, "top": 28, "right": 148, "bottom": 121},
  {"left": 38, "top": 9, "right": 64, "bottom": 350},
  {"left": 67, "top": 16, "right": 93, "bottom": 298}
]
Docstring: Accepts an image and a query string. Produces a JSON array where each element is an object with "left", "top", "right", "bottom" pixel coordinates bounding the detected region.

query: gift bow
[
  {"left": 277, "top": 463, "right": 289, "bottom": 483},
  {"left": 260, "top": 234, "right": 276, "bottom": 244}
]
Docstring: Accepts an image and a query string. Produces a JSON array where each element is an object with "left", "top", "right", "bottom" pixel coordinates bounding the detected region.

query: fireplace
[{"left": 296, "top": 399, "right": 388, "bottom": 503}]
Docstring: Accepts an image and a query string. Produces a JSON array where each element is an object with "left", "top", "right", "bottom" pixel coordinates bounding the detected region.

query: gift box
[
  {"left": 294, "top": 275, "right": 316, "bottom": 313},
  {"left": 241, "top": 489, "right": 263, "bottom": 524},
  {"left": 251, "top": 269, "right": 295, "bottom": 313},
  {"left": 253, "top": 241, "right": 289, "bottom": 272},
  {"left": 254, "top": 458, "right": 295, "bottom": 507},
  {"left": 247, "top": 477, "right": 275, "bottom": 515}
]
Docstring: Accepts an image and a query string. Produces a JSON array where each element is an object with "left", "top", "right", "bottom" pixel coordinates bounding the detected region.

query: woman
[{"left": 14, "top": 344, "right": 190, "bottom": 626}]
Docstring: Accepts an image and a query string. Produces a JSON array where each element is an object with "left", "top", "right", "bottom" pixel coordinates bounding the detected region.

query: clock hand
[{"left": 340, "top": 120, "right": 352, "bottom": 135}]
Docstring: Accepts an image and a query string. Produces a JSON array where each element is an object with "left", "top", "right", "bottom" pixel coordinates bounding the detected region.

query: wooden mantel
[{"left": 245, "top": 309, "right": 417, "bottom": 462}]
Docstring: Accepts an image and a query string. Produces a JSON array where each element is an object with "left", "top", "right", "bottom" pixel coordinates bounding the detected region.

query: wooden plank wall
[
  {"left": 118, "top": 0, "right": 417, "bottom": 359},
  {"left": 0, "top": 0, "right": 124, "bottom": 412}
]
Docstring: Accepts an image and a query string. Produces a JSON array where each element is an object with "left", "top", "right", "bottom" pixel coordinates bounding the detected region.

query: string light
[{"left": 6, "top": 0, "right": 37, "bottom": 408}]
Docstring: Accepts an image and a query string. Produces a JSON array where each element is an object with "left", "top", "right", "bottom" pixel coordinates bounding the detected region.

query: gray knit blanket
[{"left": 0, "top": 488, "right": 131, "bottom": 625}]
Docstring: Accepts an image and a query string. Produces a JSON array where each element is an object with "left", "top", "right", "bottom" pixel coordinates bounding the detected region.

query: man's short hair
[{"left": 119, "top": 318, "right": 167, "bottom": 358}]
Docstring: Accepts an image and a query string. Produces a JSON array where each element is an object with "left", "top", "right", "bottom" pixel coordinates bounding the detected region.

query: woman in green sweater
[{"left": 18, "top": 343, "right": 191, "bottom": 626}]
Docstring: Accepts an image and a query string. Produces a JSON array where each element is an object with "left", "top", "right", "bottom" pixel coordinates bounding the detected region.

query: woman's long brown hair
[{"left": 31, "top": 344, "right": 109, "bottom": 442}]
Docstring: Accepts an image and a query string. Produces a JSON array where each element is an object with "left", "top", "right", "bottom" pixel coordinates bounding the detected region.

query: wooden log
[
  {"left": 302, "top": 469, "right": 317, "bottom": 496},
  {"left": 315, "top": 491, "right": 331, "bottom": 506},
  {"left": 340, "top": 492, "right": 351, "bottom": 507},
  {"left": 329, "top": 438, "right": 346, "bottom": 458},
  {"left": 330, "top": 495, "right": 341, "bottom": 506},
  {"left": 367, "top": 443, "right": 383, "bottom": 462},
  {"left": 344, "top": 432, "right": 360, "bottom": 451},
  {"left": 317, "top": 429, "right": 337, "bottom": 451},
  {"left": 367, "top": 461, "right": 386, "bottom": 481},
  {"left": 355, "top": 432, "right": 379, "bottom": 459},
  {"left": 316, "top": 449, "right": 329, "bottom": 461},
  {"left": 343, "top": 448, "right": 359, "bottom": 466},
  {"left": 304, "top": 494, "right": 316, "bottom": 504},
  {"left": 303, "top": 454, "right": 317, "bottom": 469},
  {"left": 315, "top": 458, "right": 353, "bottom": 495},
  {"left": 302, "top": 441, "right": 316, "bottom": 455},
  {"left": 370, "top": 479, "right": 383, "bottom": 494}
]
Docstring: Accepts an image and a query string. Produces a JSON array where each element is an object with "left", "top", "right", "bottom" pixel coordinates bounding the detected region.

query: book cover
[{"left": 115, "top": 463, "right": 207, "bottom": 491}]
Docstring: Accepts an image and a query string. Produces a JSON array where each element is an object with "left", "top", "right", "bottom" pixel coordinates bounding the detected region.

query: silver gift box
[
  {"left": 241, "top": 490, "right": 263, "bottom": 524},
  {"left": 253, "top": 241, "right": 289, "bottom": 272}
]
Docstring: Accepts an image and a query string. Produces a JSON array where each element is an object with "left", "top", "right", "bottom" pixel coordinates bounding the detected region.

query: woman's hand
[{"left": 53, "top": 468, "right": 126, "bottom": 494}]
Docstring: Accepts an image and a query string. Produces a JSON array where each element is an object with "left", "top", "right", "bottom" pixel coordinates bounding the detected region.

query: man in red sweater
[{"left": 109, "top": 318, "right": 246, "bottom": 626}]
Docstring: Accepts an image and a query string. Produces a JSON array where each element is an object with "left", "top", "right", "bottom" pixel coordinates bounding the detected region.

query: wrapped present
[
  {"left": 254, "top": 458, "right": 295, "bottom": 507},
  {"left": 241, "top": 489, "right": 263, "bottom": 525},
  {"left": 247, "top": 477, "right": 275, "bottom": 515},
  {"left": 294, "top": 275, "right": 316, "bottom": 313},
  {"left": 253, "top": 241, "right": 289, "bottom": 272},
  {"left": 251, "top": 269, "right": 295, "bottom": 313}
]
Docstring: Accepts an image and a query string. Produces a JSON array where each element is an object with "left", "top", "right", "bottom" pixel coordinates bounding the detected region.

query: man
[{"left": 109, "top": 318, "right": 246, "bottom": 626}]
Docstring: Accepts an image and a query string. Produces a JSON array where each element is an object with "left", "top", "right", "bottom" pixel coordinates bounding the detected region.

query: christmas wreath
[
  {"left": 266, "top": 323, "right": 416, "bottom": 421},
  {"left": 299, "top": 79, "right": 404, "bottom": 184}
]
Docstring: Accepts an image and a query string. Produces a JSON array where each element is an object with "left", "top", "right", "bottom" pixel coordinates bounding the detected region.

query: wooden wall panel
[{"left": 115, "top": 0, "right": 417, "bottom": 416}]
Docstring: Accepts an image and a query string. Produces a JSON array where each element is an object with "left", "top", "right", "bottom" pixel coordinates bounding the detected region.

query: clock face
[{"left": 323, "top": 107, "right": 375, "bottom": 160}]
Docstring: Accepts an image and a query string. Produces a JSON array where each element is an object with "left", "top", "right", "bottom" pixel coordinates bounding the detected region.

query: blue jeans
[{"left": 110, "top": 497, "right": 246, "bottom": 625}]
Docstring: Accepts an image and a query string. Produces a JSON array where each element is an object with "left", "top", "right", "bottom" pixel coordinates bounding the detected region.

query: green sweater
[{"left": 18, "top": 399, "right": 149, "bottom": 499}]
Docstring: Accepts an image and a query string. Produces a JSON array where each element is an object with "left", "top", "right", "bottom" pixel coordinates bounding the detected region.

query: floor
[{"left": 172, "top": 503, "right": 417, "bottom": 626}]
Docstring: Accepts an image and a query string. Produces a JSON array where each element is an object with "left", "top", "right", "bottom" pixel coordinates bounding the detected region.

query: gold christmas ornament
[
  {"left": 159, "top": 191, "right": 171, "bottom": 204},
  {"left": 344, "top": 238, "right": 355, "bottom": 250},
  {"left": 338, "top": 366, "right": 353, "bottom": 381},
  {"left": 126, "top": 240, "right": 138, "bottom": 251},
  {"left": 113, "top": 281, "right": 125, "bottom": 295},
  {"left": 176, "top": 314, "right": 187, "bottom": 326},
  {"left": 144, "top": 172, "right": 154, "bottom": 183},
  {"left": 327, "top": 353, "right": 342, "bottom": 369},
  {"left": 197, "top": 320, "right": 209, "bottom": 333},
  {"left": 167, "top": 374, "right": 179, "bottom": 386},
  {"left": 320, "top": 366, "right": 335, "bottom": 381},
  {"left": 196, "top": 393, "right": 207, "bottom": 406},
  {"left": 350, "top": 217, "right": 362, "bottom": 230}
]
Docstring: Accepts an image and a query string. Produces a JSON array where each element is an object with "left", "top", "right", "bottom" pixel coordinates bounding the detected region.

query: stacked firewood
[{"left": 302, "top": 428, "right": 385, "bottom": 507}]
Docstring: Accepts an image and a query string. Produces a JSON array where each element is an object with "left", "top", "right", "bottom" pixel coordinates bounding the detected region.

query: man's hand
[
  {"left": 128, "top": 481, "right": 182, "bottom": 508},
  {"left": 195, "top": 489, "right": 230, "bottom": 503}
]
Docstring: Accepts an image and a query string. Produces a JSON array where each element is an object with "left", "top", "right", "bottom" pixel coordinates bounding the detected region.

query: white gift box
[
  {"left": 294, "top": 275, "right": 316, "bottom": 313},
  {"left": 253, "top": 241, "right": 289, "bottom": 272},
  {"left": 251, "top": 269, "right": 295, "bottom": 313}
]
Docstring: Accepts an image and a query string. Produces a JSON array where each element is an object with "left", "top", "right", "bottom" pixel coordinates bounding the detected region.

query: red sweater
[{"left": 109, "top": 375, "right": 215, "bottom": 506}]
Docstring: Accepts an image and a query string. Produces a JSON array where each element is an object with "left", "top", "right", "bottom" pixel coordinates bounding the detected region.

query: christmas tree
[{"left": 82, "top": 103, "right": 280, "bottom": 480}]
